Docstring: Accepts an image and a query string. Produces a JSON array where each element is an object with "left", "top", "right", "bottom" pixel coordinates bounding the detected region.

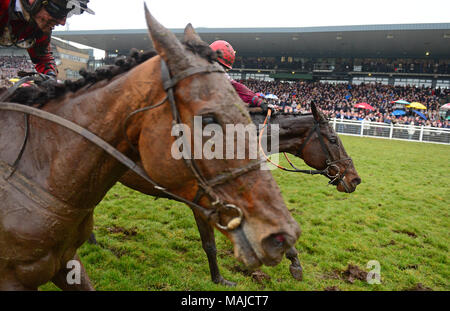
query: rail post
[
  {"left": 389, "top": 123, "right": 394, "bottom": 139},
  {"left": 419, "top": 125, "right": 424, "bottom": 142}
]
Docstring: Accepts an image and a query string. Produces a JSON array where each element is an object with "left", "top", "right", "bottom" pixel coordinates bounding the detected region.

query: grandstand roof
[{"left": 53, "top": 23, "right": 450, "bottom": 59}]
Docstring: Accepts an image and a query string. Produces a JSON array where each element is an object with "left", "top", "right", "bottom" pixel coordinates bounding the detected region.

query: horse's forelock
[{"left": 182, "top": 39, "right": 219, "bottom": 65}]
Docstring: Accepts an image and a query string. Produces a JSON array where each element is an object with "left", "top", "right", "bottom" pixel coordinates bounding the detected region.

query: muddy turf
[{"left": 40, "top": 136, "right": 449, "bottom": 291}]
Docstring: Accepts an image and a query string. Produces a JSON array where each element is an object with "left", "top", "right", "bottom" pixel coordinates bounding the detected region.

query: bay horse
[
  {"left": 0, "top": 6, "right": 301, "bottom": 290},
  {"left": 115, "top": 105, "right": 361, "bottom": 285}
]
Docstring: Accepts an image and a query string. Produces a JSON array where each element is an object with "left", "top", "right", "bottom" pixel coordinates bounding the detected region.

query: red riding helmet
[{"left": 210, "top": 40, "right": 236, "bottom": 69}]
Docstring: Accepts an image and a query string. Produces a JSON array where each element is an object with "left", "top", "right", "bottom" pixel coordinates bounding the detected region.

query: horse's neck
[
  {"left": 13, "top": 63, "right": 155, "bottom": 209},
  {"left": 264, "top": 113, "right": 313, "bottom": 156}
]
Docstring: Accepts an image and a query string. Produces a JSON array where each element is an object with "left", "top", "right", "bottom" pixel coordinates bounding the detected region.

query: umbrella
[
  {"left": 406, "top": 102, "right": 427, "bottom": 110},
  {"left": 393, "top": 104, "right": 406, "bottom": 110},
  {"left": 354, "top": 102, "right": 375, "bottom": 110},
  {"left": 412, "top": 110, "right": 427, "bottom": 120},
  {"left": 265, "top": 94, "right": 279, "bottom": 100},
  {"left": 391, "top": 100, "right": 410, "bottom": 105},
  {"left": 392, "top": 110, "right": 406, "bottom": 116},
  {"left": 256, "top": 92, "right": 266, "bottom": 98},
  {"left": 440, "top": 103, "right": 450, "bottom": 110}
]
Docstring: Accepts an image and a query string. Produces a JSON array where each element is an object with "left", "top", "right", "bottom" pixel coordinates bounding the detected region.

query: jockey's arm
[
  {"left": 27, "top": 35, "right": 58, "bottom": 77},
  {"left": 229, "top": 78, "right": 263, "bottom": 108}
]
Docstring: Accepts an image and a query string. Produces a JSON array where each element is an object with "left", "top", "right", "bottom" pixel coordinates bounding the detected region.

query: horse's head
[
  {"left": 299, "top": 102, "right": 361, "bottom": 193},
  {"left": 133, "top": 4, "right": 300, "bottom": 268}
]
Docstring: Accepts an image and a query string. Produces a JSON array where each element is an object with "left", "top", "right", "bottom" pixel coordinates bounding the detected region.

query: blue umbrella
[
  {"left": 392, "top": 110, "right": 406, "bottom": 116},
  {"left": 412, "top": 110, "right": 427, "bottom": 120},
  {"left": 265, "top": 94, "right": 279, "bottom": 100}
]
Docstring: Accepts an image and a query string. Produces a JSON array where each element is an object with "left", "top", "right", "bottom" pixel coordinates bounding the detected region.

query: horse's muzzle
[{"left": 261, "top": 232, "right": 297, "bottom": 266}]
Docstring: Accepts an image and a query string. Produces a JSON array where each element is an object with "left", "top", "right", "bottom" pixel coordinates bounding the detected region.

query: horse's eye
[
  {"left": 202, "top": 116, "right": 217, "bottom": 126},
  {"left": 329, "top": 137, "right": 337, "bottom": 144}
]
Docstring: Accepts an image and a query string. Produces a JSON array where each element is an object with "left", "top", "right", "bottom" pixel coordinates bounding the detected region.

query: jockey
[
  {"left": 210, "top": 40, "right": 270, "bottom": 113},
  {"left": 0, "top": 0, "right": 93, "bottom": 77}
]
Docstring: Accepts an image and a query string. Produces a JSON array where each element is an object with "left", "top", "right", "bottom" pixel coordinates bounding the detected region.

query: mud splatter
[
  {"left": 399, "top": 264, "right": 419, "bottom": 270},
  {"left": 382, "top": 240, "right": 396, "bottom": 247},
  {"left": 251, "top": 271, "right": 271, "bottom": 284},
  {"left": 394, "top": 229, "right": 418, "bottom": 238},
  {"left": 342, "top": 264, "right": 368, "bottom": 284},
  {"left": 107, "top": 225, "right": 138, "bottom": 236}
]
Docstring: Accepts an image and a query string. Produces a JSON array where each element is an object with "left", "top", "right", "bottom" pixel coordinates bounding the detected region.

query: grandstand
[
  {"left": 53, "top": 23, "right": 450, "bottom": 88},
  {"left": 52, "top": 23, "right": 450, "bottom": 140}
]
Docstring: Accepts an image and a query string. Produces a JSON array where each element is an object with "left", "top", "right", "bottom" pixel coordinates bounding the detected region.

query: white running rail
[{"left": 331, "top": 118, "right": 450, "bottom": 145}]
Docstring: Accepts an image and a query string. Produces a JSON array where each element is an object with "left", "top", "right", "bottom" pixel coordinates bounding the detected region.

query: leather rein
[{"left": 258, "top": 109, "right": 353, "bottom": 192}]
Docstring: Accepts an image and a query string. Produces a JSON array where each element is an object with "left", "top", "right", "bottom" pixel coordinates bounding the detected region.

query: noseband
[
  {"left": 259, "top": 111, "right": 353, "bottom": 192},
  {"left": 125, "top": 59, "right": 264, "bottom": 231}
]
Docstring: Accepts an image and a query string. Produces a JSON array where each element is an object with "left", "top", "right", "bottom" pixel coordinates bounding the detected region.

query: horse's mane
[{"left": 8, "top": 39, "right": 219, "bottom": 107}]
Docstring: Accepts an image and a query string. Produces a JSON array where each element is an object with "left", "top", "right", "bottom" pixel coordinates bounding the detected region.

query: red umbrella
[{"left": 354, "top": 102, "right": 375, "bottom": 110}]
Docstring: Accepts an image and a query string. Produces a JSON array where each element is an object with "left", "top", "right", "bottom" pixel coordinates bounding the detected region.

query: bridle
[
  {"left": 124, "top": 59, "right": 264, "bottom": 231},
  {"left": 258, "top": 110, "right": 353, "bottom": 192}
]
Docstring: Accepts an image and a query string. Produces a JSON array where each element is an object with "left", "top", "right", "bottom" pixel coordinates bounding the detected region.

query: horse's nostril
[
  {"left": 262, "top": 233, "right": 295, "bottom": 261},
  {"left": 274, "top": 234, "right": 285, "bottom": 244},
  {"left": 352, "top": 177, "right": 362, "bottom": 186}
]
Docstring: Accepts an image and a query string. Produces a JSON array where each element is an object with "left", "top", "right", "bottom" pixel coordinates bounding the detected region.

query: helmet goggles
[{"left": 42, "top": 1, "right": 72, "bottom": 20}]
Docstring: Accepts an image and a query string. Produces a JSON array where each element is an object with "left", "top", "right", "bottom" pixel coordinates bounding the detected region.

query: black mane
[
  {"left": 182, "top": 38, "right": 219, "bottom": 64},
  {"left": 8, "top": 39, "right": 219, "bottom": 107}
]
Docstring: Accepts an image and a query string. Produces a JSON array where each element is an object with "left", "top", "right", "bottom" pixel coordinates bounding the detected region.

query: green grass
[{"left": 40, "top": 136, "right": 449, "bottom": 291}]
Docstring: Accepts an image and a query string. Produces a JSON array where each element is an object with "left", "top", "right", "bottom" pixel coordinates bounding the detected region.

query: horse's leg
[
  {"left": 192, "top": 210, "right": 236, "bottom": 287},
  {"left": 286, "top": 247, "right": 303, "bottom": 281},
  {"left": 87, "top": 232, "right": 98, "bottom": 245},
  {"left": 51, "top": 254, "right": 95, "bottom": 291}
]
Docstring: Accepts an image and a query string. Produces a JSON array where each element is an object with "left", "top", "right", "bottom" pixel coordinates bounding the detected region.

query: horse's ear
[
  {"left": 184, "top": 23, "right": 203, "bottom": 44},
  {"left": 144, "top": 3, "right": 190, "bottom": 72},
  {"left": 311, "top": 101, "right": 320, "bottom": 121}
]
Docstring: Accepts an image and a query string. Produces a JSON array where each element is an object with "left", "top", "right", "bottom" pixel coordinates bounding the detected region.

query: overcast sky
[{"left": 56, "top": 0, "right": 450, "bottom": 31}]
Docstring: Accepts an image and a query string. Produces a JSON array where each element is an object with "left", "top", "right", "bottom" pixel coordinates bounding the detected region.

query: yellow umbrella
[{"left": 406, "top": 102, "right": 427, "bottom": 110}]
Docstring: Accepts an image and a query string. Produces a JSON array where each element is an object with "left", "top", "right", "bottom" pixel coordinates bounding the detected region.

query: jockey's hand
[
  {"left": 34, "top": 73, "right": 57, "bottom": 84},
  {"left": 260, "top": 101, "right": 275, "bottom": 114},
  {"left": 45, "top": 71, "right": 57, "bottom": 78},
  {"left": 259, "top": 101, "right": 268, "bottom": 113}
]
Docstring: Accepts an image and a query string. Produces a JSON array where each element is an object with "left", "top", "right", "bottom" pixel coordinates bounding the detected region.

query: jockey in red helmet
[
  {"left": 209, "top": 40, "right": 269, "bottom": 112},
  {"left": 0, "top": 0, "right": 93, "bottom": 77}
]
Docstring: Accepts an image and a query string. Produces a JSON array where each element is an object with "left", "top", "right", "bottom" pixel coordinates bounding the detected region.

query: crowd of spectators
[
  {"left": 243, "top": 79, "right": 450, "bottom": 129},
  {"left": 1, "top": 55, "right": 449, "bottom": 128},
  {"left": 0, "top": 56, "right": 35, "bottom": 86},
  {"left": 236, "top": 57, "right": 450, "bottom": 75}
]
